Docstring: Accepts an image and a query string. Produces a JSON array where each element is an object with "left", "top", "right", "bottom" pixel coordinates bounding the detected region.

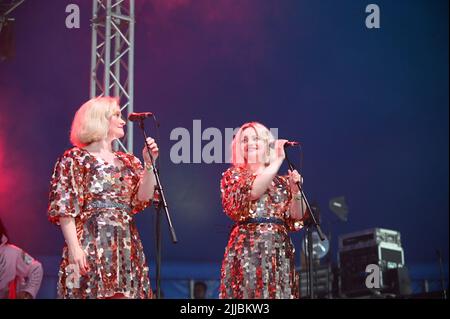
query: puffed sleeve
[
  {"left": 129, "top": 155, "right": 159, "bottom": 214},
  {"left": 47, "top": 153, "right": 85, "bottom": 225},
  {"left": 220, "top": 166, "right": 257, "bottom": 222}
]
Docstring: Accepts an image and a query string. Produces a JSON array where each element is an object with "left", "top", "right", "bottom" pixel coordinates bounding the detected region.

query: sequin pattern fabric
[
  {"left": 48, "top": 147, "right": 156, "bottom": 299},
  {"left": 220, "top": 166, "right": 301, "bottom": 299}
]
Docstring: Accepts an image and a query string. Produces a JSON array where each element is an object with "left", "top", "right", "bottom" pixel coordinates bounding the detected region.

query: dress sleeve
[
  {"left": 47, "top": 153, "right": 85, "bottom": 225},
  {"left": 129, "top": 155, "right": 159, "bottom": 214},
  {"left": 220, "top": 166, "right": 257, "bottom": 222}
]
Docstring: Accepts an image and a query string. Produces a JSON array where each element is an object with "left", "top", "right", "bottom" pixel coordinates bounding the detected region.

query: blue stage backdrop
[{"left": 0, "top": 0, "right": 448, "bottom": 298}]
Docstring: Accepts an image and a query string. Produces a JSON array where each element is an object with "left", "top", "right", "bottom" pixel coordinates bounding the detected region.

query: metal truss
[
  {"left": 90, "top": 0, "right": 135, "bottom": 153},
  {"left": 0, "top": 0, "right": 25, "bottom": 33}
]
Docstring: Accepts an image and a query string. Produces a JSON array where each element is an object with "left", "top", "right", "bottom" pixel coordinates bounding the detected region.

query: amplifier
[
  {"left": 339, "top": 228, "right": 402, "bottom": 251},
  {"left": 299, "top": 264, "right": 334, "bottom": 299},
  {"left": 338, "top": 228, "right": 405, "bottom": 297}
]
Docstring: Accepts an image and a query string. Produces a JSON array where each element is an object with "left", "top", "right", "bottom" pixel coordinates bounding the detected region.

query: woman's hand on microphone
[
  {"left": 271, "top": 139, "right": 288, "bottom": 163},
  {"left": 143, "top": 137, "right": 159, "bottom": 165},
  {"left": 138, "top": 137, "right": 159, "bottom": 201}
]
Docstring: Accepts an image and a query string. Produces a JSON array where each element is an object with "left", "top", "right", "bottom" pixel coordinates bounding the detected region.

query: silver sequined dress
[
  {"left": 219, "top": 166, "right": 302, "bottom": 299},
  {"left": 48, "top": 147, "right": 156, "bottom": 299}
]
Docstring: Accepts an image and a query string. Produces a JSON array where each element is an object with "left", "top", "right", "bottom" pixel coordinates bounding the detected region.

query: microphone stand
[
  {"left": 284, "top": 146, "right": 325, "bottom": 299},
  {"left": 136, "top": 118, "right": 178, "bottom": 299}
]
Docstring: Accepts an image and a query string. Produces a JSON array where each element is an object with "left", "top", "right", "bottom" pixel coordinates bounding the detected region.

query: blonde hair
[
  {"left": 70, "top": 96, "right": 119, "bottom": 148},
  {"left": 230, "top": 122, "right": 275, "bottom": 167}
]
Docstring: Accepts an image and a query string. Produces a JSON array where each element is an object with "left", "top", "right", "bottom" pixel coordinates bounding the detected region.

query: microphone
[
  {"left": 128, "top": 112, "right": 153, "bottom": 122},
  {"left": 284, "top": 141, "right": 300, "bottom": 148},
  {"left": 269, "top": 140, "right": 300, "bottom": 149}
]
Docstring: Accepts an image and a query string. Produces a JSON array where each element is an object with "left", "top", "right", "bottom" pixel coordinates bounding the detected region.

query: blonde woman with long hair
[
  {"left": 220, "top": 122, "right": 307, "bottom": 299},
  {"left": 48, "top": 97, "right": 159, "bottom": 299}
]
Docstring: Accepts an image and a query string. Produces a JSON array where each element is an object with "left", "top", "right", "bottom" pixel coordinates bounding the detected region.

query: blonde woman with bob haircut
[
  {"left": 220, "top": 121, "right": 307, "bottom": 299},
  {"left": 48, "top": 96, "right": 159, "bottom": 299}
]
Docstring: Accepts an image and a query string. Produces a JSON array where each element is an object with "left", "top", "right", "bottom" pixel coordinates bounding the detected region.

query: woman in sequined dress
[
  {"left": 47, "top": 97, "right": 159, "bottom": 299},
  {"left": 220, "top": 122, "right": 308, "bottom": 299}
]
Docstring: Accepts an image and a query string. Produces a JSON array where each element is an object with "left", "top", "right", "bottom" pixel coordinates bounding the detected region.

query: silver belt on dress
[
  {"left": 238, "top": 217, "right": 286, "bottom": 226},
  {"left": 85, "top": 199, "right": 131, "bottom": 212}
]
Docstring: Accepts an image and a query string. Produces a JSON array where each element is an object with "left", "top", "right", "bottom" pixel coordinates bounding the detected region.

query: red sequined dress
[
  {"left": 47, "top": 147, "right": 157, "bottom": 299},
  {"left": 219, "top": 166, "right": 302, "bottom": 299}
]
